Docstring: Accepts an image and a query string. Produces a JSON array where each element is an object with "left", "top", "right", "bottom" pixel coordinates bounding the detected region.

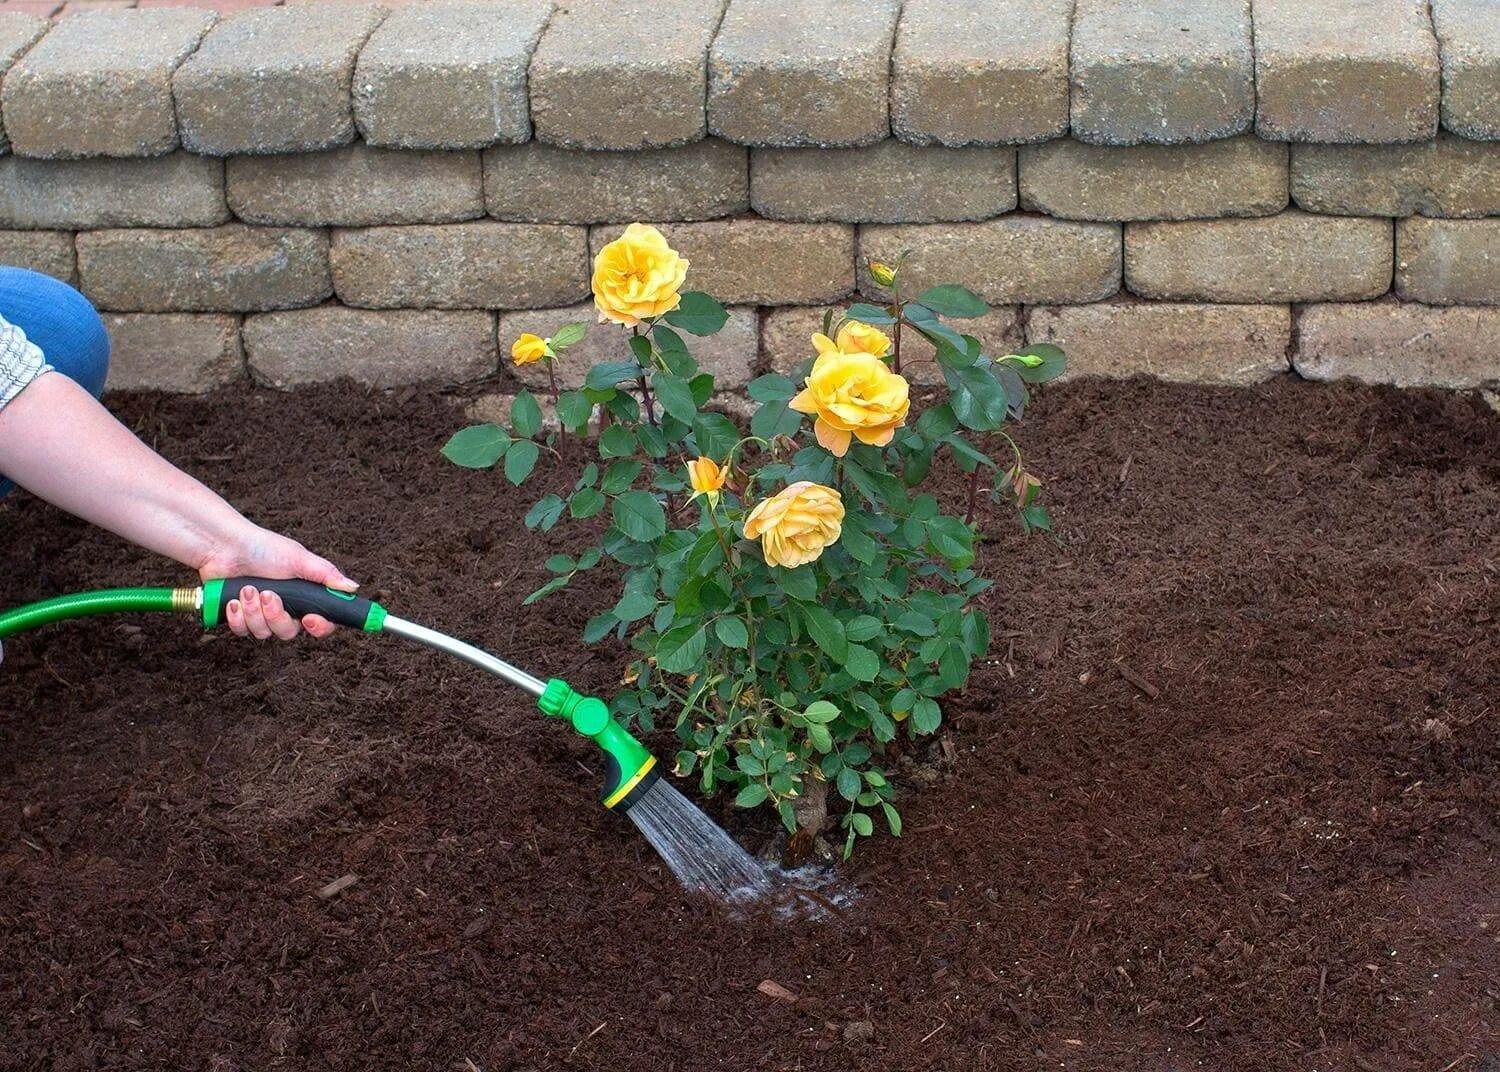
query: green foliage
[{"left": 443, "top": 256, "right": 1065, "bottom": 857}]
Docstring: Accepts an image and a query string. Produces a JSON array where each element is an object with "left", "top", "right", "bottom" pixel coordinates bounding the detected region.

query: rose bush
[{"left": 444, "top": 224, "right": 1064, "bottom": 857}]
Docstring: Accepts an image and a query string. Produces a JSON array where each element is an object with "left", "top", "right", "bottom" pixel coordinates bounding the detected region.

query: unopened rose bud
[
  {"left": 1007, "top": 352, "right": 1045, "bottom": 368},
  {"left": 869, "top": 261, "right": 897, "bottom": 288}
]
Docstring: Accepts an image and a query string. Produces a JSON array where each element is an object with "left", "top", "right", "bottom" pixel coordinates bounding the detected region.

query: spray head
[{"left": 538, "top": 679, "right": 659, "bottom": 811}]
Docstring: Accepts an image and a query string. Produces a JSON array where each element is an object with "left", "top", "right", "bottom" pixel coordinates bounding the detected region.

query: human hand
[{"left": 196, "top": 524, "right": 358, "bottom": 641}]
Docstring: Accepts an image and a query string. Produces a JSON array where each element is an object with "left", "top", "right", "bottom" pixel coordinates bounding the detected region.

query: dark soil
[{"left": 1, "top": 376, "right": 1497, "bottom": 1072}]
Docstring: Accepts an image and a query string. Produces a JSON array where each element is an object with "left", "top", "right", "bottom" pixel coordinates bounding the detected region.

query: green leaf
[
  {"left": 736, "top": 753, "right": 766, "bottom": 776},
  {"left": 915, "top": 284, "right": 988, "bottom": 318},
  {"left": 628, "top": 334, "right": 653, "bottom": 366},
  {"left": 945, "top": 361, "right": 1009, "bottom": 431},
  {"left": 510, "top": 390, "right": 542, "bottom": 438},
  {"left": 613, "top": 572, "right": 657, "bottom": 623},
  {"left": 851, "top": 812, "right": 874, "bottom": 836},
  {"left": 503, "top": 440, "right": 539, "bottom": 485},
  {"left": 843, "top": 302, "right": 897, "bottom": 326},
  {"left": 751, "top": 399, "right": 803, "bottom": 440},
  {"left": 911, "top": 696, "right": 941, "bottom": 734},
  {"left": 545, "top": 554, "right": 573, "bottom": 574},
  {"left": 881, "top": 802, "right": 902, "bottom": 836},
  {"left": 715, "top": 616, "right": 749, "bottom": 648},
  {"left": 585, "top": 360, "right": 642, "bottom": 391},
  {"left": 692, "top": 413, "right": 739, "bottom": 461},
  {"left": 657, "top": 623, "right": 707, "bottom": 673},
  {"left": 569, "top": 487, "right": 606, "bottom": 519},
  {"left": 844, "top": 614, "right": 882, "bottom": 642},
  {"left": 612, "top": 490, "right": 667, "bottom": 542},
  {"left": 904, "top": 304, "right": 970, "bottom": 353},
  {"left": 582, "top": 612, "right": 617, "bottom": 644},
  {"left": 773, "top": 565, "right": 818, "bottom": 602},
  {"left": 556, "top": 390, "right": 593, "bottom": 431},
  {"left": 799, "top": 603, "right": 848, "bottom": 662},
  {"left": 927, "top": 515, "right": 976, "bottom": 569},
  {"left": 837, "top": 766, "right": 861, "bottom": 802},
  {"left": 734, "top": 783, "right": 768, "bottom": 808},
  {"left": 664, "top": 291, "right": 729, "bottom": 336},
  {"left": 601, "top": 459, "right": 642, "bottom": 495},
  {"left": 598, "top": 425, "right": 636, "bottom": 458},
  {"left": 442, "top": 424, "right": 509, "bottom": 469},
  {"left": 522, "top": 575, "right": 570, "bottom": 606},
  {"left": 807, "top": 723, "right": 834, "bottom": 753},
  {"left": 802, "top": 700, "right": 840, "bottom": 723},
  {"left": 895, "top": 610, "right": 938, "bottom": 637},
  {"left": 846, "top": 644, "right": 879, "bottom": 683},
  {"left": 550, "top": 321, "right": 587, "bottom": 348},
  {"left": 1006, "top": 342, "right": 1067, "bottom": 383},
  {"left": 524, "top": 494, "right": 565, "bottom": 531},
  {"left": 653, "top": 372, "right": 698, "bottom": 424},
  {"left": 747, "top": 373, "right": 797, "bottom": 402}
]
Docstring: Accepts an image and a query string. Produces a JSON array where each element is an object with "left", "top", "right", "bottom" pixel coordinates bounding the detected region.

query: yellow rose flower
[
  {"left": 834, "top": 320, "right": 891, "bottom": 358},
  {"left": 591, "top": 223, "right": 689, "bottom": 328},
  {"left": 742, "top": 481, "right": 844, "bottom": 569},
  {"left": 511, "top": 332, "right": 550, "bottom": 366},
  {"left": 790, "top": 345, "right": 911, "bottom": 457},
  {"left": 686, "top": 456, "right": 727, "bottom": 507}
]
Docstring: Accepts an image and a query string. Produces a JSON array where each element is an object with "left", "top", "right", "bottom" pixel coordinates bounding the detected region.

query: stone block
[
  {"left": 497, "top": 302, "right": 758, "bottom": 389},
  {"left": 0, "top": 229, "right": 74, "bottom": 282},
  {"left": 859, "top": 217, "right": 1122, "bottom": 305},
  {"left": 1027, "top": 299, "right": 1289, "bottom": 384},
  {"left": 483, "top": 139, "right": 747, "bottom": 223},
  {"left": 76, "top": 225, "right": 331, "bottom": 312},
  {"left": 352, "top": 0, "right": 552, "bottom": 150},
  {"left": 750, "top": 141, "right": 1016, "bottom": 223},
  {"left": 102, "top": 312, "right": 244, "bottom": 392},
  {"left": 890, "top": 0, "right": 1070, "bottom": 146},
  {"left": 1253, "top": 0, "right": 1440, "bottom": 143},
  {"left": 1290, "top": 135, "right": 1500, "bottom": 218},
  {"left": 589, "top": 220, "right": 855, "bottom": 306},
  {"left": 529, "top": 0, "right": 723, "bottom": 150},
  {"left": 0, "top": 152, "right": 227, "bottom": 228},
  {"left": 174, "top": 5, "right": 386, "bottom": 155},
  {"left": 709, "top": 0, "right": 899, "bottom": 148},
  {"left": 1070, "top": 0, "right": 1253, "bottom": 145},
  {"left": 2, "top": 9, "right": 214, "bottom": 158},
  {"left": 0, "top": 13, "right": 50, "bottom": 155},
  {"left": 762, "top": 303, "right": 1022, "bottom": 386},
  {"left": 331, "top": 222, "right": 588, "bottom": 310},
  {"left": 244, "top": 306, "right": 497, "bottom": 387},
  {"left": 1019, "top": 137, "right": 1287, "bottom": 221},
  {"left": 226, "top": 145, "right": 483, "bottom": 226},
  {"left": 1395, "top": 218, "right": 1500, "bottom": 306},
  {"left": 1294, "top": 299, "right": 1500, "bottom": 388},
  {"left": 1431, "top": 0, "right": 1500, "bottom": 139},
  {"left": 1125, "top": 211, "right": 1391, "bottom": 302}
]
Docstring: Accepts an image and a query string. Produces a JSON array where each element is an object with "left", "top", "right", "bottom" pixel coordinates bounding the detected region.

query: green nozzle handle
[
  {"left": 202, "top": 577, "right": 386, "bottom": 632},
  {"left": 538, "top": 679, "right": 658, "bottom": 810}
]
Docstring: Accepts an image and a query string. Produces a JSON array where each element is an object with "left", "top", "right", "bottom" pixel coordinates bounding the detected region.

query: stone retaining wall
[{"left": 0, "top": 0, "right": 1498, "bottom": 396}]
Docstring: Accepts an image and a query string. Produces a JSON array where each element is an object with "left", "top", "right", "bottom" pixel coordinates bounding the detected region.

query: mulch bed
[{"left": 1, "top": 376, "right": 1496, "bottom": 1071}]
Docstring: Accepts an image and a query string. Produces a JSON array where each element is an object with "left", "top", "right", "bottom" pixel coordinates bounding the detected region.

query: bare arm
[{"left": 0, "top": 372, "right": 356, "bottom": 639}]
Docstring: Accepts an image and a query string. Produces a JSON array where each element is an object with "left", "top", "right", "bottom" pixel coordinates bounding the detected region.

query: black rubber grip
[{"left": 214, "top": 577, "right": 377, "bottom": 630}]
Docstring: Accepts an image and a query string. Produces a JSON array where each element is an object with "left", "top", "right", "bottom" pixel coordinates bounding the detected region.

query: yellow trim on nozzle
[{"left": 603, "top": 754, "right": 657, "bottom": 810}]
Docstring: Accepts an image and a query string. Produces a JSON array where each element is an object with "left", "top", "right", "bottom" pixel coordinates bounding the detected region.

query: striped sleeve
[{"left": 0, "top": 314, "right": 51, "bottom": 412}]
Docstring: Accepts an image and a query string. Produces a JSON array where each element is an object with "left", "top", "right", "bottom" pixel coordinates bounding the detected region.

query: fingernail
[
  {"left": 241, "top": 586, "right": 255, "bottom": 603},
  {"left": 227, "top": 600, "right": 240, "bottom": 615}
]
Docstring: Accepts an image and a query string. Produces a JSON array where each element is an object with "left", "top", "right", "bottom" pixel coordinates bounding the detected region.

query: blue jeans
[{"left": 0, "top": 267, "right": 111, "bottom": 495}]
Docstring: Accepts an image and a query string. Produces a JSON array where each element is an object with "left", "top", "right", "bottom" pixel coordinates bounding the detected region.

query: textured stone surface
[
  {"left": 1027, "top": 299, "right": 1290, "bottom": 384},
  {"left": 498, "top": 302, "right": 758, "bottom": 389},
  {"left": 590, "top": 220, "right": 854, "bottom": 305},
  {"left": 1070, "top": 0, "right": 1253, "bottom": 145},
  {"left": 174, "top": 5, "right": 386, "bottom": 155},
  {"left": 331, "top": 222, "right": 587, "bottom": 310},
  {"left": 0, "top": 230, "right": 74, "bottom": 282},
  {"left": 227, "top": 146, "right": 483, "bottom": 226},
  {"left": 0, "top": 13, "right": 52, "bottom": 155},
  {"left": 1395, "top": 218, "right": 1500, "bottom": 306},
  {"left": 76, "top": 225, "right": 331, "bottom": 312},
  {"left": 1019, "top": 137, "right": 1286, "bottom": 221},
  {"left": 1253, "top": 0, "right": 1440, "bottom": 143},
  {"left": 102, "top": 312, "right": 243, "bottom": 392},
  {"left": 1431, "top": 0, "right": 1500, "bottom": 139},
  {"left": 244, "top": 306, "right": 496, "bottom": 388},
  {"left": 763, "top": 304, "right": 1022, "bottom": 386},
  {"left": 1290, "top": 136, "right": 1500, "bottom": 218},
  {"left": 483, "top": 140, "right": 747, "bottom": 223},
  {"left": 530, "top": 0, "right": 723, "bottom": 150},
  {"left": 890, "top": 0, "right": 1071, "bottom": 146},
  {"left": 1295, "top": 300, "right": 1500, "bottom": 388},
  {"left": 709, "top": 0, "right": 900, "bottom": 148},
  {"left": 860, "top": 218, "right": 1122, "bottom": 305},
  {"left": 2, "top": 9, "right": 214, "bottom": 158},
  {"left": 1126, "top": 211, "right": 1392, "bottom": 302},
  {"left": 353, "top": 0, "right": 552, "bottom": 150},
  {"left": 0, "top": 152, "right": 227, "bottom": 228},
  {"left": 751, "top": 141, "right": 1016, "bottom": 223}
]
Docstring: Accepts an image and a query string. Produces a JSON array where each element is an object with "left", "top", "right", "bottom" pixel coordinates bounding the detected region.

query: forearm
[{"left": 0, "top": 372, "right": 251, "bottom": 571}]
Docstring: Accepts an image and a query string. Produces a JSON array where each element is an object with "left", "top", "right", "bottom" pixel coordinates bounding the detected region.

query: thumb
[{"left": 296, "top": 550, "right": 358, "bottom": 593}]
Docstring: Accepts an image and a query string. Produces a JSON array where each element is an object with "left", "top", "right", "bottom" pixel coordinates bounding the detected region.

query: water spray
[{"left": 0, "top": 577, "right": 771, "bottom": 902}]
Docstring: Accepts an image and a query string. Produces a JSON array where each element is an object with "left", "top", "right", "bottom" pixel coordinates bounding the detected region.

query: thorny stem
[
  {"left": 963, "top": 465, "right": 982, "bottom": 525},
  {"left": 546, "top": 358, "right": 564, "bottom": 445},
  {"left": 890, "top": 305, "right": 903, "bottom": 375},
  {"left": 705, "top": 504, "right": 758, "bottom": 676}
]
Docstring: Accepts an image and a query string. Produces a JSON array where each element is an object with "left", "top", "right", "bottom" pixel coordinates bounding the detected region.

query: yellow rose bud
[
  {"left": 835, "top": 320, "right": 892, "bottom": 358},
  {"left": 742, "top": 481, "right": 845, "bottom": 569},
  {"left": 511, "top": 332, "right": 551, "bottom": 366},
  {"left": 590, "top": 222, "right": 689, "bottom": 328},
  {"left": 790, "top": 345, "right": 911, "bottom": 457},
  {"left": 869, "top": 261, "right": 897, "bottom": 288},
  {"left": 686, "top": 456, "right": 728, "bottom": 507}
]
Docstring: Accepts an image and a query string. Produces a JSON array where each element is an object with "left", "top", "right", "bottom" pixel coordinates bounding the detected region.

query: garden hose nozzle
[{"left": 538, "top": 679, "right": 659, "bottom": 811}]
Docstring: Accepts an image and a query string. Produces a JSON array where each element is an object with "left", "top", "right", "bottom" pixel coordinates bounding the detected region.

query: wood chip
[
  {"left": 462, "top": 915, "right": 492, "bottom": 939},
  {"left": 757, "top": 979, "right": 799, "bottom": 1003},
  {"left": 1117, "top": 663, "right": 1160, "bottom": 700},
  {"left": 316, "top": 873, "right": 359, "bottom": 900}
]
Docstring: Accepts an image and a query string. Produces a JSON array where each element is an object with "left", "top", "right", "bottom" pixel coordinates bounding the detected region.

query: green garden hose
[{"left": 0, "top": 578, "right": 658, "bottom": 812}]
